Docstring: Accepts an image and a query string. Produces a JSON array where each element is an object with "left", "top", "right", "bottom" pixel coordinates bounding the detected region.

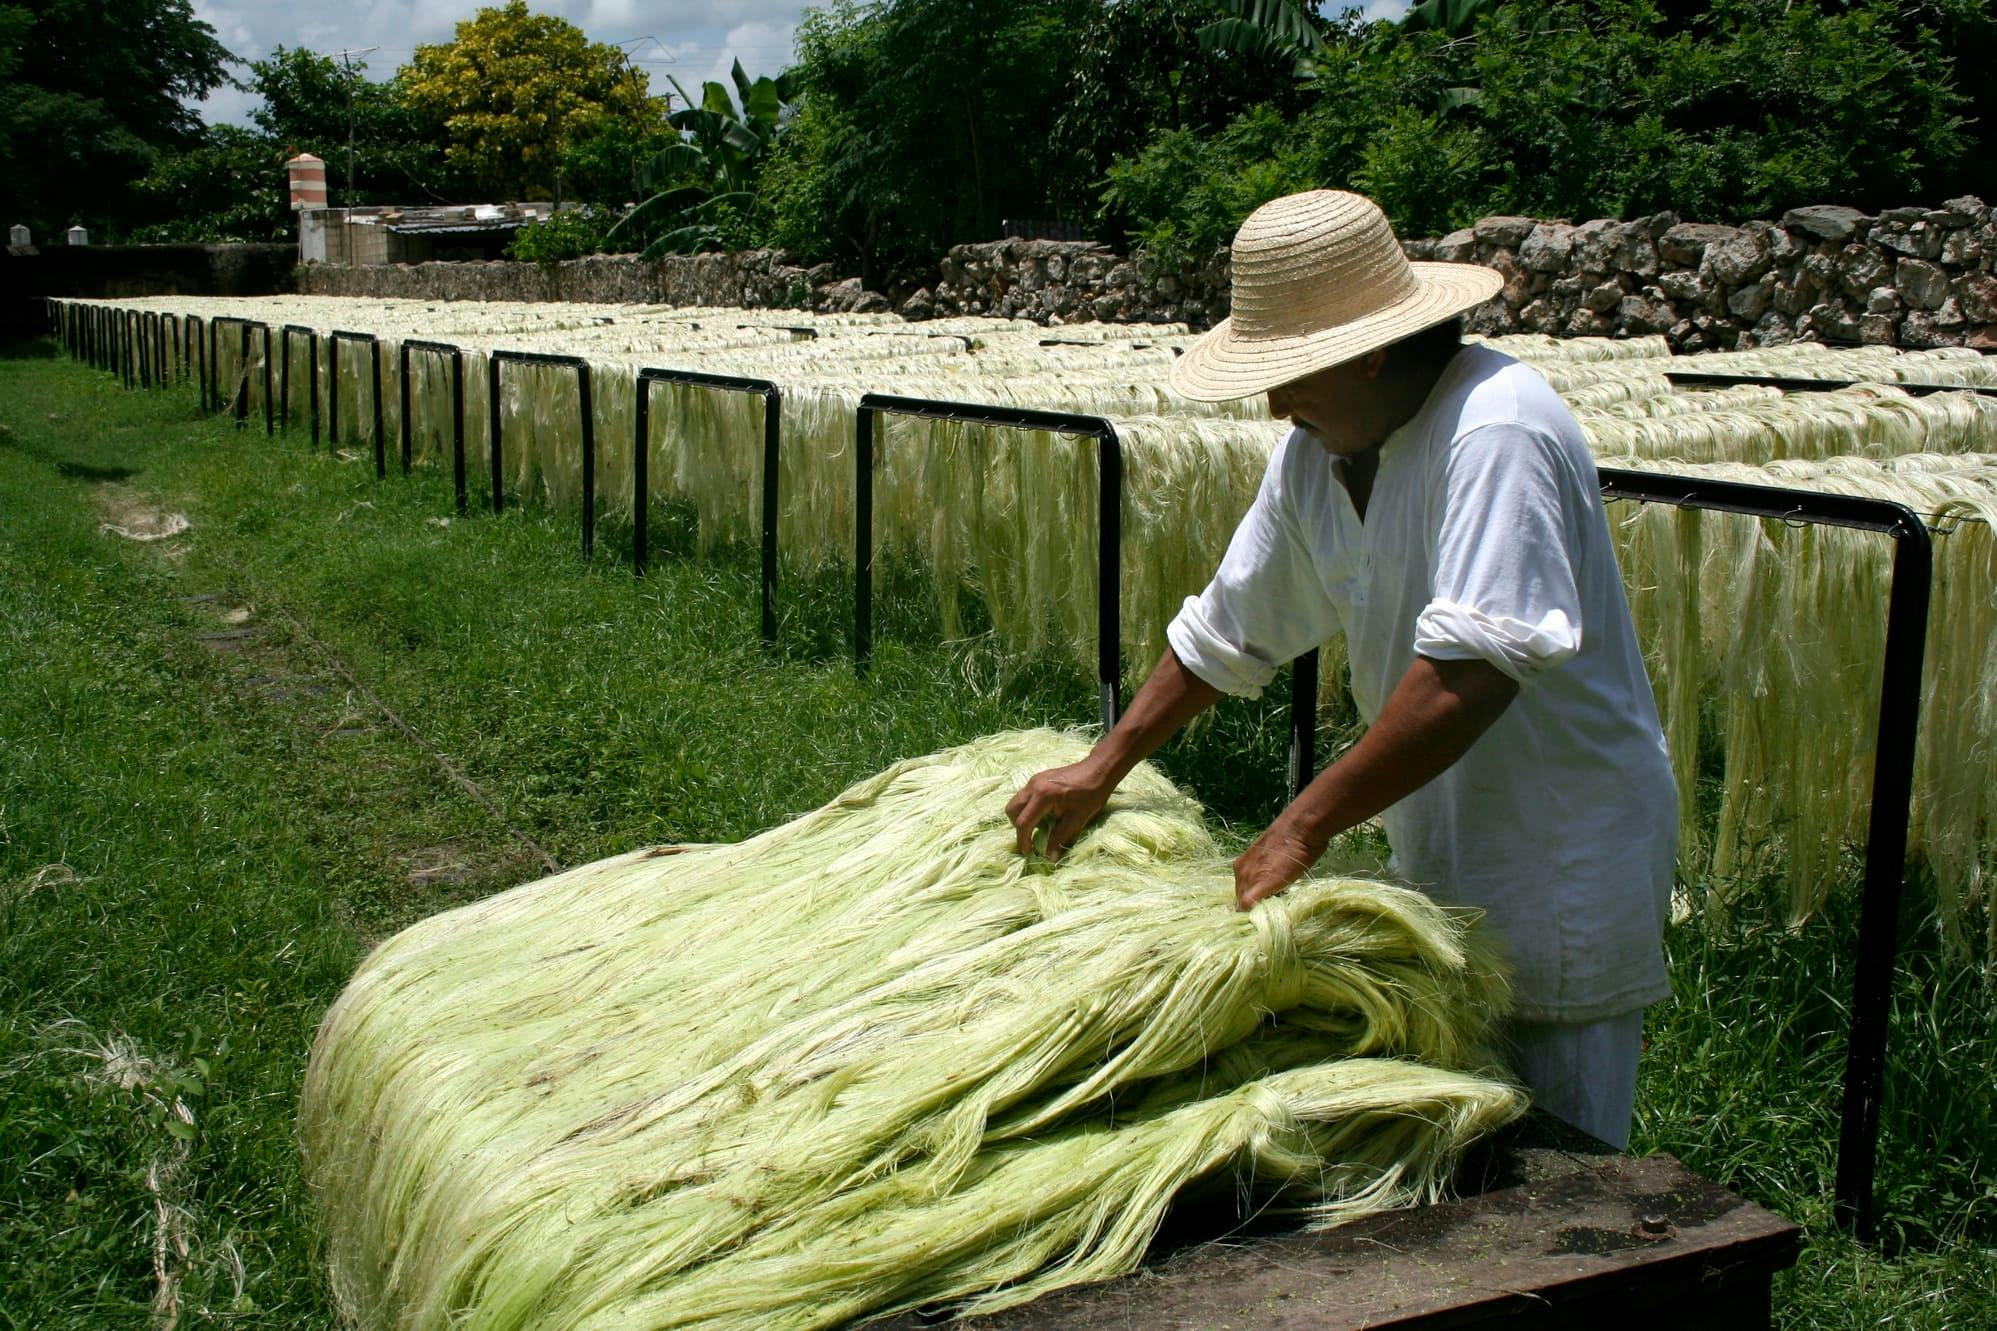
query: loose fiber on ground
[{"left": 300, "top": 729, "right": 1521, "bottom": 1330}]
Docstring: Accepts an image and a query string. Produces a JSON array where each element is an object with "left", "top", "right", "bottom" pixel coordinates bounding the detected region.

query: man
[{"left": 1005, "top": 190, "right": 1676, "bottom": 1149}]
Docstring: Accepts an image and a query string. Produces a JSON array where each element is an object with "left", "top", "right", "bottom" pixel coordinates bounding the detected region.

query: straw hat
[{"left": 1168, "top": 190, "right": 1503, "bottom": 402}]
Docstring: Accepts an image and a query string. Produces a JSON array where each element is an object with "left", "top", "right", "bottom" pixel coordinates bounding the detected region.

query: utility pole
[{"left": 331, "top": 47, "right": 379, "bottom": 209}]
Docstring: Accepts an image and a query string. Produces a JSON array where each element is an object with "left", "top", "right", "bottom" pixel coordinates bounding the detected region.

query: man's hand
[
  {"left": 1231, "top": 655, "right": 1518, "bottom": 911},
  {"left": 1004, "top": 648, "right": 1224, "bottom": 863},
  {"left": 1233, "top": 819, "right": 1327, "bottom": 910},
  {"left": 1005, "top": 760, "right": 1114, "bottom": 860}
]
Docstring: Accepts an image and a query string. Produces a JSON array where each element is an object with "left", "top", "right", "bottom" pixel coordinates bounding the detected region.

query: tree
[
  {"left": 559, "top": 115, "right": 676, "bottom": 210},
  {"left": 399, "top": 2, "right": 667, "bottom": 203},
  {"left": 130, "top": 124, "right": 291, "bottom": 243},
  {"left": 248, "top": 47, "right": 444, "bottom": 206},
  {"left": 1052, "top": 0, "right": 1312, "bottom": 232},
  {"left": 607, "top": 64, "right": 798, "bottom": 257},
  {"left": 1195, "top": 0, "right": 1327, "bottom": 74},
  {"left": 767, "top": 0, "right": 1094, "bottom": 284},
  {"left": 129, "top": 49, "right": 446, "bottom": 242},
  {"left": 0, "top": 0, "right": 233, "bottom": 242},
  {"left": 1101, "top": 0, "right": 1976, "bottom": 264},
  {"left": 1466, "top": 0, "right": 1970, "bottom": 221}
]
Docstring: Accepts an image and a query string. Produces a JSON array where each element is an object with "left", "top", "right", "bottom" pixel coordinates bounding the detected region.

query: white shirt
[{"left": 1167, "top": 345, "right": 1676, "bottom": 1022}]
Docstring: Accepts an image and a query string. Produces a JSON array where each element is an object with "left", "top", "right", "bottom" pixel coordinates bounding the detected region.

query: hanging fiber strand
[{"left": 79, "top": 295, "right": 1997, "bottom": 964}]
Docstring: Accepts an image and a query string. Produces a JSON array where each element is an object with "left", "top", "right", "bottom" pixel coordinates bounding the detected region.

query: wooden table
[{"left": 877, "top": 1114, "right": 1802, "bottom": 1330}]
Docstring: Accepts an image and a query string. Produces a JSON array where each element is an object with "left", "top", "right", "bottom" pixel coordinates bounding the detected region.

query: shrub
[{"left": 505, "top": 207, "right": 616, "bottom": 264}]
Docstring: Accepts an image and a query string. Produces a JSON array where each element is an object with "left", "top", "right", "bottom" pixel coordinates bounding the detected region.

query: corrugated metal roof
[{"left": 387, "top": 219, "right": 531, "bottom": 235}]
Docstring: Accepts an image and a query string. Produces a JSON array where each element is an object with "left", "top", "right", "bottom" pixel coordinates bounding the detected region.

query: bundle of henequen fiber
[{"left": 300, "top": 730, "right": 1524, "bottom": 1330}]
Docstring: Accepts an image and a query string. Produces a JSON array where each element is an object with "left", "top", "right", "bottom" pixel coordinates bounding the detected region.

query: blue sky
[
  {"left": 189, "top": 0, "right": 1413, "bottom": 128},
  {"left": 188, "top": 0, "right": 813, "bottom": 126}
]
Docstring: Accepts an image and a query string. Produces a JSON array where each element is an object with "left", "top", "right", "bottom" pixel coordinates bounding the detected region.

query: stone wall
[
  {"left": 295, "top": 199, "right": 1997, "bottom": 353},
  {"left": 299, "top": 249, "right": 893, "bottom": 314},
  {"left": 3, "top": 242, "right": 296, "bottom": 339},
  {"left": 910, "top": 241, "right": 1231, "bottom": 328},
  {"left": 920, "top": 199, "right": 1997, "bottom": 351},
  {"left": 1407, "top": 200, "right": 1997, "bottom": 351}
]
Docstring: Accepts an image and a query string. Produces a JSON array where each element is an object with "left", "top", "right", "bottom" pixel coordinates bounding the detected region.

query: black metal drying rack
[
  {"left": 487, "top": 350, "right": 595, "bottom": 558},
  {"left": 327, "top": 330, "right": 385, "bottom": 475},
  {"left": 203, "top": 316, "right": 230, "bottom": 415},
  {"left": 138, "top": 309, "right": 161, "bottom": 390},
  {"left": 125, "top": 310, "right": 156, "bottom": 390},
  {"left": 634, "top": 368, "right": 781, "bottom": 642},
  {"left": 1276, "top": 455, "right": 1932, "bottom": 1240},
  {"left": 852, "top": 394, "right": 1125, "bottom": 729},
  {"left": 120, "top": 307, "right": 134, "bottom": 389},
  {"left": 1644, "top": 370, "right": 1962, "bottom": 1237},
  {"left": 402, "top": 340, "right": 468, "bottom": 514},
  {"left": 33, "top": 306, "right": 1955, "bottom": 1238},
  {"left": 251, "top": 322, "right": 274, "bottom": 434},
  {"left": 1598, "top": 468, "right": 1929, "bottom": 1241}
]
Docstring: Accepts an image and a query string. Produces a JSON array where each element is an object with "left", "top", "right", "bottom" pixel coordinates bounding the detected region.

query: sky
[
  {"left": 187, "top": 0, "right": 815, "bottom": 127},
  {"left": 188, "top": 0, "right": 1414, "bottom": 129}
]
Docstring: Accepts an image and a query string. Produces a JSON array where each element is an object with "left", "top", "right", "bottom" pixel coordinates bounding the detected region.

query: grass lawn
[{"left": 1, "top": 338, "right": 1991, "bottom": 1328}]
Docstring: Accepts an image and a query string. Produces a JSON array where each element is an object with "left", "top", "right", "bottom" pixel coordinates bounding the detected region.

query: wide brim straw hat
[{"left": 1169, "top": 190, "right": 1504, "bottom": 403}]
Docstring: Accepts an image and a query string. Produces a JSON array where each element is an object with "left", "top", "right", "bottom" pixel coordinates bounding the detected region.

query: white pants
[{"left": 1503, "top": 1010, "right": 1646, "bottom": 1150}]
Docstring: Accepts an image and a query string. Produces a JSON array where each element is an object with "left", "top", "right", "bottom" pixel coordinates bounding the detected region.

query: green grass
[{"left": 1, "top": 339, "right": 1992, "bottom": 1327}]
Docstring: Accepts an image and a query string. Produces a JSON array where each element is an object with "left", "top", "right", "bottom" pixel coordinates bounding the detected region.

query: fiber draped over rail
[
  {"left": 299, "top": 729, "right": 1521, "bottom": 1331},
  {"left": 65, "top": 296, "right": 1997, "bottom": 962},
  {"left": 1612, "top": 455, "right": 1997, "bottom": 954}
]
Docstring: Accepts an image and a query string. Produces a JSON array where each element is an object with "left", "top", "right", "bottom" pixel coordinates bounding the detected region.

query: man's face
[{"left": 1264, "top": 350, "right": 1392, "bottom": 456}]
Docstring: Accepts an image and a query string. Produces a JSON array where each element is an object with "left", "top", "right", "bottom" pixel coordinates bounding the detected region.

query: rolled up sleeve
[
  {"left": 1166, "top": 432, "right": 1341, "bottom": 698},
  {"left": 1415, "top": 423, "right": 1586, "bottom": 684}
]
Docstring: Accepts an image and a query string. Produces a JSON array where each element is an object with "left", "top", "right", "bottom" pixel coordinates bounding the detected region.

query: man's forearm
[
  {"left": 1279, "top": 654, "right": 1517, "bottom": 851},
  {"left": 1085, "top": 647, "right": 1224, "bottom": 786}
]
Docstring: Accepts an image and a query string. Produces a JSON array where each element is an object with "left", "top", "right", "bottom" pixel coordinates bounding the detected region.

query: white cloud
[
  {"left": 588, "top": 0, "right": 643, "bottom": 30},
  {"left": 700, "top": 19, "right": 799, "bottom": 93},
  {"left": 184, "top": 0, "right": 813, "bottom": 125}
]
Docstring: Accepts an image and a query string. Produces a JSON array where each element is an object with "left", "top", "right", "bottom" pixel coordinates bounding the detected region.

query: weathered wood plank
[{"left": 873, "top": 1118, "right": 1800, "bottom": 1330}]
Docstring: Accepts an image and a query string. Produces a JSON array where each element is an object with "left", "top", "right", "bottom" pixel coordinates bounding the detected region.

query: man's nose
[{"left": 1267, "top": 387, "right": 1290, "bottom": 419}]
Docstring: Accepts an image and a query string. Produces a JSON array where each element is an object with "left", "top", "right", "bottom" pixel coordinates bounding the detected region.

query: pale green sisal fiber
[{"left": 301, "top": 729, "right": 1522, "bottom": 1330}]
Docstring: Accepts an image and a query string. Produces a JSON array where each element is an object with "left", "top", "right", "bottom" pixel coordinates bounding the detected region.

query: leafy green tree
[
  {"left": 1468, "top": 0, "right": 1970, "bottom": 221},
  {"left": 249, "top": 47, "right": 444, "bottom": 206},
  {"left": 400, "top": 1, "right": 666, "bottom": 203},
  {"left": 1100, "top": 107, "right": 1319, "bottom": 269},
  {"left": 766, "top": 0, "right": 1094, "bottom": 283},
  {"left": 129, "top": 125, "right": 291, "bottom": 243},
  {"left": 0, "top": 0, "right": 233, "bottom": 242},
  {"left": 1195, "top": 0, "right": 1327, "bottom": 74},
  {"left": 560, "top": 115, "right": 676, "bottom": 210},
  {"left": 128, "top": 48, "right": 445, "bottom": 243},
  {"left": 1048, "top": 0, "right": 1308, "bottom": 223},
  {"left": 505, "top": 206, "right": 617, "bottom": 263},
  {"left": 1402, "top": 0, "right": 1503, "bottom": 37},
  {"left": 1102, "top": 0, "right": 1976, "bottom": 267}
]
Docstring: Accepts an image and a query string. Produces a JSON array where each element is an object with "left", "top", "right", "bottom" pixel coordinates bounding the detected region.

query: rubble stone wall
[
  {"left": 297, "top": 249, "right": 893, "bottom": 314},
  {"left": 298, "top": 198, "right": 1997, "bottom": 352},
  {"left": 1406, "top": 199, "right": 1997, "bottom": 352}
]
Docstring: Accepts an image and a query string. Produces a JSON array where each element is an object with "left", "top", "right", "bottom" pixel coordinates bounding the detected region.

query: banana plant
[
  {"left": 1403, "top": 0, "right": 1501, "bottom": 38},
  {"left": 1195, "top": 0, "right": 1326, "bottom": 78},
  {"left": 608, "top": 59, "right": 798, "bottom": 258},
  {"left": 1200, "top": 0, "right": 1495, "bottom": 111},
  {"left": 1403, "top": 0, "right": 1501, "bottom": 111}
]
